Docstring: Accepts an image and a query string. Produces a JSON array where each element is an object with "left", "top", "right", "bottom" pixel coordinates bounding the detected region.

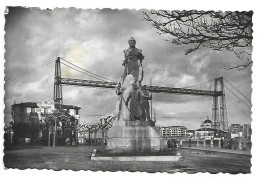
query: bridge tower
[
  {"left": 212, "top": 77, "right": 228, "bottom": 131},
  {"left": 53, "top": 57, "right": 63, "bottom": 107}
]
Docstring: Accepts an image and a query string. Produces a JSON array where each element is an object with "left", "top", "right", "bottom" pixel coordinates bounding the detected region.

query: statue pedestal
[{"left": 105, "top": 120, "right": 164, "bottom": 154}]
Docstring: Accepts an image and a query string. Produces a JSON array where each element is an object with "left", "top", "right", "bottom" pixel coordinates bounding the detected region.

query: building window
[
  {"left": 44, "top": 108, "right": 48, "bottom": 114},
  {"left": 27, "top": 107, "right": 31, "bottom": 113},
  {"left": 31, "top": 108, "right": 35, "bottom": 113},
  {"left": 76, "top": 109, "right": 79, "bottom": 115},
  {"left": 20, "top": 107, "right": 25, "bottom": 112}
]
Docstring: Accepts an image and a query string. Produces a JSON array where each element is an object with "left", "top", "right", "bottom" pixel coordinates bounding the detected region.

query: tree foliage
[{"left": 143, "top": 10, "right": 253, "bottom": 70}]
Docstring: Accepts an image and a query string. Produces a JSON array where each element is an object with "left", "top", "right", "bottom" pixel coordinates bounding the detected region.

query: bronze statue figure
[
  {"left": 122, "top": 37, "right": 144, "bottom": 85},
  {"left": 140, "top": 85, "right": 152, "bottom": 121}
]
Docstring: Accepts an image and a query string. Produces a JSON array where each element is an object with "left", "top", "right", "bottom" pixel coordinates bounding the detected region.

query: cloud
[{"left": 4, "top": 7, "right": 252, "bottom": 129}]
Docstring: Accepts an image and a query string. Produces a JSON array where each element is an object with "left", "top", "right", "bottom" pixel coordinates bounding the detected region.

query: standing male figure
[
  {"left": 122, "top": 37, "right": 144, "bottom": 85},
  {"left": 115, "top": 81, "right": 123, "bottom": 119},
  {"left": 140, "top": 85, "right": 152, "bottom": 121}
]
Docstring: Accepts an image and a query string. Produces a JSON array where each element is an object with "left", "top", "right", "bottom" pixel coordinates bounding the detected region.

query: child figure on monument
[{"left": 125, "top": 83, "right": 142, "bottom": 120}]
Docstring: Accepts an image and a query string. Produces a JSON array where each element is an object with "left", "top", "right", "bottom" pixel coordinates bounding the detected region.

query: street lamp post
[
  {"left": 88, "top": 128, "right": 91, "bottom": 146},
  {"left": 47, "top": 116, "right": 51, "bottom": 147},
  {"left": 100, "top": 118, "right": 104, "bottom": 147},
  {"left": 53, "top": 118, "right": 57, "bottom": 147}
]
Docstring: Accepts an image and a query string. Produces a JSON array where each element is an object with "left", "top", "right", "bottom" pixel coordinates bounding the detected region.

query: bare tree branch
[{"left": 143, "top": 10, "right": 253, "bottom": 70}]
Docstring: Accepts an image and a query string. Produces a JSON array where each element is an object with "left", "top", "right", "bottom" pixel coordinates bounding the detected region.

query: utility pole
[
  {"left": 150, "top": 78, "right": 153, "bottom": 121},
  {"left": 88, "top": 128, "right": 91, "bottom": 146},
  {"left": 53, "top": 118, "right": 57, "bottom": 147},
  {"left": 47, "top": 115, "right": 51, "bottom": 147},
  {"left": 101, "top": 118, "right": 104, "bottom": 147},
  {"left": 94, "top": 130, "right": 97, "bottom": 145}
]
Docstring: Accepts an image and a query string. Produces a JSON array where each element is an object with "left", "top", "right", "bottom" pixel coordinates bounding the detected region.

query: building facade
[
  {"left": 11, "top": 102, "right": 40, "bottom": 142},
  {"left": 160, "top": 126, "right": 187, "bottom": 137},
  {"left": 12, "top": 102, "right": 40, "bottom": 124},
  {"left": 187, "top": 130, "right": 196, "bottom": 138},
  {"left": 195, "top": 128, "right": 218, "bottom": 140},
  {"left": 195, "top": 117, "right": 226, "bottom": 140},
  {"left": 243, "top": 124, "right": 252, "bottom": 139},
  {"left": 229, "top": 124, "right": 243, "bottom": 138},
  {"left": 11, "top": 100, "right": 81, "bottom": 145}
]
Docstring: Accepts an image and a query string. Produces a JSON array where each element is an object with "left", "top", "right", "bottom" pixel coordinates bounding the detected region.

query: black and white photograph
[{"left": 1, "top": 0, "right": 259, "bottom": 176}]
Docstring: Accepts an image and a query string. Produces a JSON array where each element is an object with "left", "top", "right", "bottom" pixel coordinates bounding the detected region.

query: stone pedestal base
[
  {"left": 91, "top": 155, "right": 182, "bottom": 161},
  {"left": 106, "top": 120, "right": 165, "bottom": 154}
]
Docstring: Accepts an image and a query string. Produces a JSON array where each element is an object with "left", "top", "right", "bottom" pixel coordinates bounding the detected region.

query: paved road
[
  {"left": 4, "top": 145, "right": 251, "bottom": 173},
  {"left": 181, "top": 146, "right": 251, "bottom": 155}
]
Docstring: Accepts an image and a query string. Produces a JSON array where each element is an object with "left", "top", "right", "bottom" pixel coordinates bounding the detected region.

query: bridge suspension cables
[
  {"left": 53, "top": 57, "right": 230, "bottom": 132},
  {"left": 223, "top": 79, "right": 251, "bottom": 108},
  {"left": 5, "top": 57, "right": 58, "bottom": 83},
  {"left": 223, "top": 78, "right": 251, "bottom": 120}
]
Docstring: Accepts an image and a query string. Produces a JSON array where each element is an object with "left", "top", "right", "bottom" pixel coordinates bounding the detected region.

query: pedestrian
[
  {"left": 180, "top": 140, "right": 183, "bottom": 148},
  {"left": 167, "top": 139, "right": 172, "bottom": 150}
]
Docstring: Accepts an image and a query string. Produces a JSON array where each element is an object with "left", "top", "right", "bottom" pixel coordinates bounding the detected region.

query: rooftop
[
  {"left": 12, "top": 102, "right": 81, "bottom": 110},
  {"left": 161, "top": 126, "right": 187, "bottom": 128},
  {"left": 196, "top": 128, "right": 217, "bottom": 132},
  {"left": 55, "top": 104, "right": 81, "bottom": 110},
  {"left": 204, "top": 119, "right": 212, "bottom": 123},
  {"left": 12, "top": 102, "right": 39, "bottom": 108}
]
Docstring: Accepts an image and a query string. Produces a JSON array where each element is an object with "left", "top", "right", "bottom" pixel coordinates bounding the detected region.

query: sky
[{"left": 4, "top": 7, "right": 253, "bottom": 129}]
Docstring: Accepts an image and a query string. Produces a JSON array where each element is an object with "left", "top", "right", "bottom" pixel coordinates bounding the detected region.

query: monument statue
[
  {"left": 115, "top": 37, "right": 146, "bottom": 121},
  {"left": 105, "top": 37, "right": 163, "bottom": 154},
  {"left": 122, "top": 37, "right": 144, "bottom": 85}
]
